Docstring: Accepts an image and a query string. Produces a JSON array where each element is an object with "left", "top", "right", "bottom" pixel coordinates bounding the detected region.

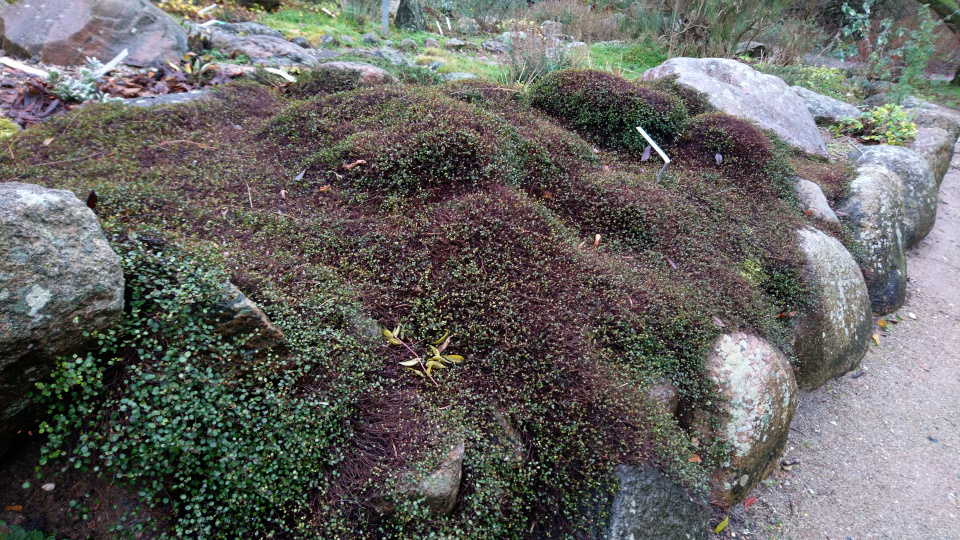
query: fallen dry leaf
[
  {"left": 688, "top": 454, "right": 701, "bottom": 463},
  {"left": 712, "top": 316, "right": 726, "bottom": 328},
  {"left": 318, "top": 185, "right": 331, "bottom": 193},
  {"left": 877, "top": 319, "right": 888, "bottom": 328},
  {"left": 872, "top": 333, "right": 880, "bottom": 346},
  {"left": 343, "top": 159, "right": 367, "bottom": 171},
  {"left": 908, "top": 312, "right": 917, "bottom": 319},
  {"left": 593, "top": 234, "right": 601, "bottom": 248},
  {"left": 744, "top": 496, "right": 758, "bottom": 508},
  {"left": 4, "top": 505, "right": 22, "bottom": 512}
]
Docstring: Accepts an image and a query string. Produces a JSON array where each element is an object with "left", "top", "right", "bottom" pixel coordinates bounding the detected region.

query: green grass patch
[{"left": 586, "top": 41, "right": 669, "bottom": 79}]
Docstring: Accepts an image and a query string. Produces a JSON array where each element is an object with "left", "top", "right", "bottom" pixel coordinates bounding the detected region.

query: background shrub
[{"left": 529, "top": 69, "right": 688, "bottom": 151}]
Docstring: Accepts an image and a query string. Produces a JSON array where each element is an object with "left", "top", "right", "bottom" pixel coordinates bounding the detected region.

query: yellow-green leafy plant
[
  {"left": 831, "top": 104, "right": 917, "bottom": 146},
  {"left": 384, "top": 325, "right": 465, "bottom": 383},
  {"left": 0, "top": 118, "right": 20, "bottom": 139}
]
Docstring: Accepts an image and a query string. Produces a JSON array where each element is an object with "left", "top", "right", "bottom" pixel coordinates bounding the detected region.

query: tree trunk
[
  {"left": 925, "top": 0, "right": 960, "bottom": 83},
  {"left": 927, "top": 0, "right": 960, "bottom": 33},
  {"left": 394, "top": 0, "right": 426, "bottom": 32}
]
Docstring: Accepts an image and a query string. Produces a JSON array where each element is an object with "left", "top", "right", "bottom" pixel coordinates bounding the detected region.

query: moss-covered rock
[
  {"left": 696, "top": 333, "right": 798, "bottom": 507},
  {"left": 793, "top": 227, "right": 872, "bottom": 391}
]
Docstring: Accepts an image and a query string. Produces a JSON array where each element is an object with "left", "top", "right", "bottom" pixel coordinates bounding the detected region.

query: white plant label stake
[{"left": 635, "top": 125, "right": 671, "bottom": 183}]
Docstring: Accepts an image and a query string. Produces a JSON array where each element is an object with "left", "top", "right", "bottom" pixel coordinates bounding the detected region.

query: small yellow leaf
[
  {"left": 442, "top": 355, "right": 464, "bottom": 363},
  {"left": 872, "top": 333, "right": 880, "bottom": 346},
  {"left": 42, "top": 137, "right": 54, "bottom": 146},
  {"left": 713, "top": 516, "right": 729, "bottom": 534},
  {"left": 405, "top": 367, "right": 424, "bottom": 378},
  {"left": 593, "top": 233, "right": 601, "bottom": 248},
  {"left": 393, "top": 324, "right": 402, "bottom": 338},
  {"left": 429, "top": 345, "right": 440, "bottom": 357},
  {"left": 426, "top": 360, "right": 447, "bottom": 370},
  {"left": 399, "top": 359, "right": 420, "bottom": 367},
  {"left": 437, "top": 335, "right": 452, "bottom": 353},
  {"left": 432, "top": 331, "right": 451, "bottom": 345},
  {"left": 877, "top": 319, "right": 888, "bottom": 328},
  {"left": 382, "top": 329, "right": 402, "bottom": 345}
]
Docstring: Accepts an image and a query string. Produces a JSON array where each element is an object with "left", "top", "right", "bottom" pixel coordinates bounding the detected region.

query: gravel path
[{"left": 728, "top": 141, "right": 960, "bottom": 539}]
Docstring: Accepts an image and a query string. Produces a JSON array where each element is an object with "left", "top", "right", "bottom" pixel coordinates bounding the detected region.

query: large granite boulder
[
  {"left": 695, "top": 333, "right": 798, "bottom": 507},
  {"left": 640, "top": 58, "right": 827, "bottom": 157},
  {"left": 793, "top": 228, "right": 872, "bottom": 391},
  {"left": 208, "top": 32, "right": 319, "bottom": 68},
  {"left": 909, "top": 127, "right": 956, "bottom": 187},
  {"left": 795, "top": 178, "right": 840, "bottom": 226},
  {"left": 0, "top": 0, "right": 187, "bottom": 67},
  {"left": 0, "top": 183, "right": 124, "bottom": 451},
  {"left": 317, "top": 61, "right": 399, "bottom": 85},
  {"left": 852, "top": 145, "right": 937, "bottom": 249},
  {"left": 218, "top": 22, "right": 285, "bottom": 40},
  {"left": 837, "top": 165, "right": 907, "bottom": 315},
  {"left": 394, "top": 0, "right": 426, "bottom": 32},
  {"left": 792, "top": 85, "right": 862, "bottom": 125},
  {"left": 902, "top": 96, "right": 960, "bottom": 136},
  {"left": 602, "top": 464, "right": 710, "bottom": 540}
]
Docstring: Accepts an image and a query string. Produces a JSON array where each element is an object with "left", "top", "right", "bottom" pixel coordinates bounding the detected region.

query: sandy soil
[{"left": 721, "top": 142, "right": 960, "bottom": 539}]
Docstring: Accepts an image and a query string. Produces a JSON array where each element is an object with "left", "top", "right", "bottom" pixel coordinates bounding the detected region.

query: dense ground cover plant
[
  {"left": 0, "top": 70, "right": 828, "bottom": 537},
  {"left": 35, "top": 238, "right": 372, "bottom": 537},
  {"left": 529, "top": 69, "right": 688, "bottom": 151}
]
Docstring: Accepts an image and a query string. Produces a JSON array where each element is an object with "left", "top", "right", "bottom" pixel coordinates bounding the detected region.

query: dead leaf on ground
[
  {"left": 872, "top": 333, "right": 880, "bottom": 346},
  {"left": 712, "top": 316, "right": 726, "bottom": 328},
  {"left": 744, "top": 496, "right": 758, "bottom": 508},
  {"left": 343, "top": 159, "right": 367, "bottom": 171},
  {"left": 688, "top": 454, "right": 701, "bottom": 463}
]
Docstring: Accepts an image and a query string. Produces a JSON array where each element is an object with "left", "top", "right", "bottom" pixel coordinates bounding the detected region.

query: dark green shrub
[
  {"left": 283, "top": 66, "right": 364, "bottom": 99},
  {"left": 528, "top": 69, "right": 688, "bottom": 151},
  {"left": 642, "top": 74, "right": 715, "bottom": 117},
  {"left": 235, "top": 0, "right": 282, "bottom": 11},
  {"left": 297, "top": 87, "right": 517, "bottom": 194},
  {"left": 676, "top": 112, "right": 776, "bottom": 193},
  {"left": 443, "top": 79, "right": 597, "bottom": 192}
]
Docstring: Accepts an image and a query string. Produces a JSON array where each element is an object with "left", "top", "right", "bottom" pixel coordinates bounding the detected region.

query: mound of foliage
[
  {"left": 529, "top": 69, "right": 688, "bottom": 151},
  {"left": 0, "top": 67, "right": 828, "bottom": 537}
]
